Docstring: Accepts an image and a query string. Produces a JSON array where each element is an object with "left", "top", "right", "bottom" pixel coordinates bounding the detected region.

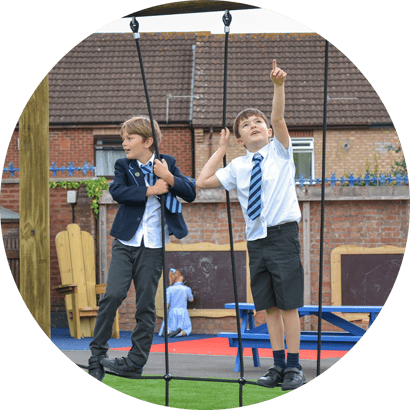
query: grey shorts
[{"left": 247, "top": 221, "right": 304, "bottom": 311}]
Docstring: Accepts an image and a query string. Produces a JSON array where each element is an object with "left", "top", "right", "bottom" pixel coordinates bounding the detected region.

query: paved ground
[{"left": 63, "top": 349, "right": 341, "bottom": 382}]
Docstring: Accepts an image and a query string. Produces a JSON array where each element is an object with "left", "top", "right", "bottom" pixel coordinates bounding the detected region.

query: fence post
[{"left": 19, "top": 75, "right": 50, "bottom": 337}]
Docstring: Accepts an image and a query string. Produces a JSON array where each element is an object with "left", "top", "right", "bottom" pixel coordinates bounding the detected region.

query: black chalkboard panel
[
  {"left": 341, "top": 254, "right": 403, "bottom": 306},
  {"left": 166, "top": 251, "right": 247, "bottom": 309}
]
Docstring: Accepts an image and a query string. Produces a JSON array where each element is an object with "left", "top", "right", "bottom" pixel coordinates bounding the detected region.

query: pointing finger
[{"left": 272, "top": 59, "right": 277, "bottom": 70}]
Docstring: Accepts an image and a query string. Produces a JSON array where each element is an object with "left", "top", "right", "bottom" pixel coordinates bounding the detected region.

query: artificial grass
[{"left": 102, "top": 374, "right": 288, "bottom": 409}]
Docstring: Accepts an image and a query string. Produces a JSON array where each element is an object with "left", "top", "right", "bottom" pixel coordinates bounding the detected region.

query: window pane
[
  {"left": 293, "top": 152, "right": 312, "bottom": 179},
  {"left": 96, "top": 150, "right": 126, "bottom": 176},
  {"left": 292, "top": 141, "right": 312, "bottom": 148}
]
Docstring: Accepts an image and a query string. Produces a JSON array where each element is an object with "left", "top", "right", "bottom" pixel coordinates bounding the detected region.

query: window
[
  {"left": 291, "top": 138, "right": 315, "bottom": 182},
  {"left": 94, "top": 137, "right": 125, "bottom": 177}
]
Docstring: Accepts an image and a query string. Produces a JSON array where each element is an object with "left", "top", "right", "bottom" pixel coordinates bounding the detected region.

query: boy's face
[
  {"left": 122, "top": 132, "right": 153, "bottom": 162},
  {"left": 236, "top": 115, "right": 272, "bottom": 151}
]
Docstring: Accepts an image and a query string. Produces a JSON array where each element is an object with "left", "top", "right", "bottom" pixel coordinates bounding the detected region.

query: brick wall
[
  {"left": 4, "top": 131, "right": 19, "bottom": 167},
  {"left": 0, "top": 182, "right": 19, "bottom": 214},
  {"left": 3, "top": 125, "right": 193, "bottom": 179},
  {"left": 194, "top": 127, "right": 402, "bottom": 181},
  {"left": 100, "top": 189, "right": 408, "bottom": 334},
  {"left": 313, "top": 128, "right": 402, "bottom": 177},
  {"left": 160, "top": 127, "right": 193, "bottom": 177},
  {"left": 4, "top": 128, "right": 95, "bottom": 179},
  {"left": 1, "top": 123, "right": 408, "bottom": 334},
  {"left": 308, "top": 199, "right": 408, "bottom": 311}
]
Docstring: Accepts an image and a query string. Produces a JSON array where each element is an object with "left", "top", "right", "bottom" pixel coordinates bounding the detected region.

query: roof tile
[{"left": 48, "top": 32, "right": 391, "bottom": 128}]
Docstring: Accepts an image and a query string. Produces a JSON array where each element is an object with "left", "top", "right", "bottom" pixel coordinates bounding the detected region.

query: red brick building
[{"left": 1, "top": 32, "right": 408, "bottom": 332}]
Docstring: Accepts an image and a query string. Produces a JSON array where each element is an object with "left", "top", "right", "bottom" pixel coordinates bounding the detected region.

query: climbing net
[{"left": 79, "top": 9, "right": 330, "bottom": 407}]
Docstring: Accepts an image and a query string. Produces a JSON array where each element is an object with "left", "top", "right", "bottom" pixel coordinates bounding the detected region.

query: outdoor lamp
[{"left": 67, "top": 190, "right": 77, "bottom": 223}]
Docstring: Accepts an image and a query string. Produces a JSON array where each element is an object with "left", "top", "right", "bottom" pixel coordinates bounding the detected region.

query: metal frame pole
[
  {"left": 130, "top": 17, "right": 171, "bottom": 405},
  {"left": 221, "top": 10, "right": 246, "bottom": 407},
  {"left": 316, "top": 39, "right": 329, "bottom": 376}
]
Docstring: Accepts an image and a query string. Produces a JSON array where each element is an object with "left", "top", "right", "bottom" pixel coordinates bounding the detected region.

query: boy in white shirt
[{"left": 196, "top": 60, "right": 305, "bottom": 390}]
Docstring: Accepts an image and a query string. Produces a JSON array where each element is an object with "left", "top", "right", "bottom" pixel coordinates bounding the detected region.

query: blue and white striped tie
[
  {"left": 247, "top": 153, "right": 263, "bottom": 220},
  {"left": 140, "top": 161, "right": 182, "bottom": 214}
]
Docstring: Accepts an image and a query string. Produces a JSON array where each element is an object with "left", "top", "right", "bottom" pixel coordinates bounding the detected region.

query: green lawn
[{"left": 103, "top": 374, "right": 288, "bottom": 409}]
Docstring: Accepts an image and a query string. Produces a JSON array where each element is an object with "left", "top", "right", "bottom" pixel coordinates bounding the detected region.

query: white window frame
[
  {"left": 291, "top": 137, "right": 315, "bottom": 184},
  {"left": 94, "top": 136, "right": 125, "bottom": 177}
]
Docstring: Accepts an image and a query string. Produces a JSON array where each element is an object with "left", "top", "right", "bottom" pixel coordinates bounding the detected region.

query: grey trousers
[{"left": 89, "top": 238, "right": 163, "bottom": 367}]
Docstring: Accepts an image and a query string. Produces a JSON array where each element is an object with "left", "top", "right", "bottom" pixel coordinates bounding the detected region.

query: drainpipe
[
  {"left": 208, "top": 127, "right": 214, "bottom": 158},
  {"left": 189, "top": 44, "right": 197, "bottom": 179},
  {"left": 164, "top": 44, "right": 197, "bottom": 180}
]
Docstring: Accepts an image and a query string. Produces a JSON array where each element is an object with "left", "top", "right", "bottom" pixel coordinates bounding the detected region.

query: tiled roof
[
  {"left": 49, "top": 32, "right": 392, "bottom": 128},
  {"left": 193, "top": 32, "right": 391, "bottom": 128},
  {"left": 49, "top": 32, "right": 197, "bottom": 124}
]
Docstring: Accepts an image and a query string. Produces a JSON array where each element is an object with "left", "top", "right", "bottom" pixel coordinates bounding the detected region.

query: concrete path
[{"left": 63, "top": 349, "right": 341, "bottom": 382}]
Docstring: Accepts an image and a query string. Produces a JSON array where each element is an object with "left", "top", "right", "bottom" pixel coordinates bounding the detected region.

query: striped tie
[
  {"left": 247, "top": 153, "right": 263, "bottom": 220},
  {"left": 140, "top": 161, "right": 182, "bottom": 214}
]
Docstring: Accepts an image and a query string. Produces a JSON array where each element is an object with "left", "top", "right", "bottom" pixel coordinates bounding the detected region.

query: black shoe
[
  {"left": 101, "top": 356, "right": 143, "bottom": 379},
  {"left": 169, "top": 328, "right": 182, "bottom": 338},
  {"left": 88, "top": 353, "right": 108, "bottom": 381},
  {"left": 257, "top": 365, "right": 284, "bottom": 388},
  {"left": 281, "top": 366, "right": 306, "bottom": 390}
]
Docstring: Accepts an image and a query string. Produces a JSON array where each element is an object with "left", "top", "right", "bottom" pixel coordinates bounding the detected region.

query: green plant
[
  {"left": 49, "top": 177, "right": 109, "bottom": 218},
  {"left": 387, "top": 144, "right": 407, "bottom": 176},
  {"left": 341, "top": 153, "right": 381, "bottom": 186}
]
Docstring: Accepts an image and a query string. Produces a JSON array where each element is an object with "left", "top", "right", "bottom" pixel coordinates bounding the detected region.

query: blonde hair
[
  {"left": 120, "top": 116, "right": 162, "bottom": 153},
  {"left": 169, "top": 268, "right": 183, "bottom": 286}
]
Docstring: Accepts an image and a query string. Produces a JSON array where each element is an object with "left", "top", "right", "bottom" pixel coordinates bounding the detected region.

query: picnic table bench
[{"left": 218, "top": 303, "right": 382, "bottom": 372}]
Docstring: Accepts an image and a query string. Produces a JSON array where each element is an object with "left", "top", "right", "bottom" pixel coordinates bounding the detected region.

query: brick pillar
[{"left": 76, "top": 185, "right": 94, "bottom": 237}]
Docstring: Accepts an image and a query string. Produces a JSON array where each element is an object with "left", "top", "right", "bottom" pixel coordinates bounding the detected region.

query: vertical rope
[
  {"left": 221, "top": 10, "right": 246, "bottom": 407},
  {"left": 316, "top": 39, "right": 329, "bottom": 377},
  {"left": 130, "top": 12, "right": 247, "bottom": 406},
  {"left": 130, "top": 17, "right": 171, "bottom": 405}
]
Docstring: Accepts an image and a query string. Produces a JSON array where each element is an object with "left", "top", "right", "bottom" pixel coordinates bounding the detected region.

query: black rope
[
  {"left": 316, "top": 39, "right": 329, "bottom": 377},
  {"left": 129, "top": 14, "right": 249, "bottom": 405},
  {"left": 78, "top": 362, "right": 259, "bottom": 384},
  {"left": 75, "top": 16, "right": 329, "bottom": 402},
  {"left": 80, "top": 11, "right": 263, "bottom": 407},
  {"left": 220, "top": 9, "right": 246, "bottom": 408},
  {"left": 130, "top": 16, "right": 171, "bottom": 405}
]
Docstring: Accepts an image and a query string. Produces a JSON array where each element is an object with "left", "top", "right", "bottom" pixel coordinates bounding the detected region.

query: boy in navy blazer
[{"left": 88, "top": 116, "right": 196, "bottom": 380}]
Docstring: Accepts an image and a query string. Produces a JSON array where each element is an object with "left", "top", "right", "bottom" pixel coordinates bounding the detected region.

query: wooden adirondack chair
[{"left": 53, "top": 223, "right": 120, "bottom": 339}]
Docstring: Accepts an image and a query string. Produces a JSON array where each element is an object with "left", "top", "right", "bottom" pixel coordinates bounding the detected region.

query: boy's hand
[
  {"left": 153, "top": 158, "right": 169, "bottom": 179},
  {"left": 270, "top": 59, "right": 287, "bottom": 86},
  {"left": 152, "top": 178, "right": 170, "bottom": 196},
  {"left": 153, "top": 158, "right": 175, "bottom": 187},
  {"left": 219, "top": 127, "right": 230, "bottom": 151}
]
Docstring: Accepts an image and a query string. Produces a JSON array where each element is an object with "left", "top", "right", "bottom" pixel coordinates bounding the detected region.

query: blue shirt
[{"left": 166, "top": 282, "right": 194, "bottom": 308}]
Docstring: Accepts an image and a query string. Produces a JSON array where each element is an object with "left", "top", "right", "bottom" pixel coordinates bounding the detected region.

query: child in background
[{"left": 159, "top": 268, "right": 194, "bottom": 337}]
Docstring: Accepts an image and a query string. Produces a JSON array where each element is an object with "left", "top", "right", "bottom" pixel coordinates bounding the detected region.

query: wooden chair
[{"left": 53, "top": 223, "right": 120, "bottom": 339}]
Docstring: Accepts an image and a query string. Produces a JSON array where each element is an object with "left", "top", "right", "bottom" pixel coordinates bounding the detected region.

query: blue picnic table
[{"left": 218, "top": 303, "right": 382, "bottom": 372}]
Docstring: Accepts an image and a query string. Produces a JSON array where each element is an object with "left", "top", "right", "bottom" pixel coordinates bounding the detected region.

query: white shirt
[
  {"left": 119, "top": 154, "right": 169, "bottom": 249},
  {"left": 215, "top": 136, "right": 301, "bottom": 241}
]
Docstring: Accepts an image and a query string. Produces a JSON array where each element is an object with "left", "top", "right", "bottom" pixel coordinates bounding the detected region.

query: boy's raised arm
[
  {"left": 270, "top": 59, "right": 290, "bottom": 150},
  {"left": 195, "top": 128, "right": 230, "bottom": 189}
]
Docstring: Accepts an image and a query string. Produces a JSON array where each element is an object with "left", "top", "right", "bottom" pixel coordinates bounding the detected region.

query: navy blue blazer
[{"left": 109, "top": 155, "right": 196, "bottom": 241}]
